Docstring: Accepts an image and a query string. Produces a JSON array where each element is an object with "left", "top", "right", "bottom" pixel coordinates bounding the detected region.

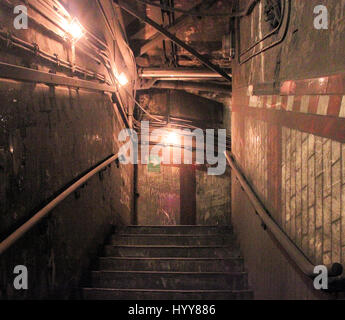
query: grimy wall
[
  {"left": 0, "top": 1, "right": 134, "bottom": 299},
  {"left": 135, "top": 90, "right": 231, "bottom": 226},
  {"left": 231, "top": 0, "right": 345, "bottom": 299}
]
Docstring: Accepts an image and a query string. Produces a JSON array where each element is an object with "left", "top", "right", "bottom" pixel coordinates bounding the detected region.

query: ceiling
[{"left": 119, "top": 0, "right": 234, "bottom": 106}]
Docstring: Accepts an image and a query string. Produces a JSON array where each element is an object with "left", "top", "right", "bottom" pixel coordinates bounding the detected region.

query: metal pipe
[
  {"left": 0, "top": 154, "right": 119, "bottom": 255},
  {"left": 114, "top": 0, "right": 232, "bottom": 82},
  {"left": 139, "top": 68, "right": 232, "bottom": 79},
  {"left": 0, "top": 62, "right": 116, "bottom": 93},
  {"left": 152, "top": 81, "right": 231, "bottom": 94},
  {"left": 0, "top": 29, "right": 108, "bottom": 84},
  {"left": 224, "top": 151, "right": 343, "bottom": 279}
]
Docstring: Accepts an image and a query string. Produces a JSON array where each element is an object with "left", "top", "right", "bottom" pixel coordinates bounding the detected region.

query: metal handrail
[
  {"left": 0, "top": 154, "right": 119, "bottom": 256},
  {"left": 224, "top": 151, "right": 343, "bottom": 279}
]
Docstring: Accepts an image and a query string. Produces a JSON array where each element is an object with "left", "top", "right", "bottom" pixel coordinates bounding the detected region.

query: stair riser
[
  {"left": 83, "top": 289, "right": 253, "bottom": 300},
  {"left": 98, "top": 258, "right": 244, "bottom": 272},
  {"left": 110, "top": 236, "right": 236, "bottom": 246},
  {"left": 92, "top": 273, "right": 248, "bottom": 290},
  {"left": 119, "top": 226, "right": 232, "bottom": 235},
  {"left": 104, "top": 246, "right": 240, "bottom": 258}
]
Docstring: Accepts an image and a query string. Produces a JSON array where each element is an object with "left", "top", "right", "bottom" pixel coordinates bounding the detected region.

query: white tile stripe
[
  {"left": 276, "top": 96, "right": 282, "bottom": 110},
  {"left": 249, "top": 95, "right": 258, "bottom": 108},
  {"left": 266, "top": 96, "right": 272, "bottom": 108},
  {"left": 287, "top": 96, "right": 294, "bottom": 111},
  {"left": 247, "top": 92, "right": 345, "bottom": 118},
  {"left": 339, "top": 96, "right": 345, "bottom": 118},
  {"left": 300, "top": 96, "right": 310, "bottom": 113},
  {"left": 317, "top": 95, "right": 330, "bottom": 115}
]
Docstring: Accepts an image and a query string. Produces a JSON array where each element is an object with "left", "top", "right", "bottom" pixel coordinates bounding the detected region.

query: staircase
[{"left": 82, "top": 225, "right": 253, "bottom": 300}]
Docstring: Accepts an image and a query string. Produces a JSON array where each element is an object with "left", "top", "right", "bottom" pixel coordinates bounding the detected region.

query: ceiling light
[
  {"left": 64, "top": 17, "right": 84, "bottom": 42},
  {"left": 117, "top": 72, "right": 129, "bottom": 86},
  {"left": 165, "top": 132, "right": 179, "bottom": 145}
]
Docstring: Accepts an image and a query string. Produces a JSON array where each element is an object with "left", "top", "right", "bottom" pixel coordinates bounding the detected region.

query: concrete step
[
  {"left": 110, "top": 234, "right": 236, "bottom": 246},
  {"left": 118, "top": 225, "right": 233, "bottom": 235},
  {"left": 83, "top": 288, "right": 253, "bottom": 300},
  {"left": 103, "top": 245, "right": 240, "bottom": 258},
  {"left": 91, "top": 271, "right": 249, "bottom": 290},
  {"left": 98, "top": 257, "right": 245, "bottom": 272}
]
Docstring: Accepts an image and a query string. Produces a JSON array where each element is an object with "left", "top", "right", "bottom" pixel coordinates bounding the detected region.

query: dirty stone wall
[
  {"left": 0, "top": 1, "right": 133, "bottom": 299},
  {"left": 135, "top": 89, "right": 230, "bottom": 226},
  {"left": 196, "top": 167, "right": 231, "bottom": 225},
  {"left": 231, "top": 0, "right": 345, "bottom": 299},
  {"left": 136, "top": 162, "right": 231, "bottom": 226}
]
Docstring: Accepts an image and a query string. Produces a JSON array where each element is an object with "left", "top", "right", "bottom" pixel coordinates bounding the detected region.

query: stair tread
[
  {"left": 93, "top": 270, "right": 247, "bottom": 275},
  {"left": 105, "top": 245, "right": 234, "bottom": 248},
  {"left": 83, "top": 225, "right": 251, "bottom": 299},
  {"left": 115, "top": 234, "right": 232, "bottom": 237},
  {"left": 84, "top": 288, "right": 250, "bottom": 293},
  {"left": 98, "top": 257, "right": 242, "bottom": 260},
  {"left": 124, "top": 225, "right": 231, "bottom": 227}
]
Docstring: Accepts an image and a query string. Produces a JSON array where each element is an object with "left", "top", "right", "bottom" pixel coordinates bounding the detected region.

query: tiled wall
[
  {"left": 244, "top": 118, "right": 268, "bottom": 208},
  {"left": 282, "top": 128, "right": 345, "bottom": 265}
]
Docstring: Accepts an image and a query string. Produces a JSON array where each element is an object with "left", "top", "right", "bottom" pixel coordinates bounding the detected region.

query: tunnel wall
[
  {"left": 231, "top": 0, "right": 345, "bottom": 299},
  {"left": 136, "top": 163, "right": 231, "bottom": 226},
  {"left": 135, "top": 90, "right": 231, "bottom": 226},
  {"left": 0, "top": 1, "right": 134, "bottom": 299}
]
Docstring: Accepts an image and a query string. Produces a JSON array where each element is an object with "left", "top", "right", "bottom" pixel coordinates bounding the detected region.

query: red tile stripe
[
  {"left": 244, "top": 74, "right": 345, "bottom": 118},
  {"left": 246, "top": 93, "right": 345, "bottom": 118},
  {"left": 280, "top": 73, "right": 345, "bottom": 95}
]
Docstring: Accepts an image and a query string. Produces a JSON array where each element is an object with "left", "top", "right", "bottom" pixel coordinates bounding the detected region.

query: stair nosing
[
  {"left": 124, "top": 225, "right": 231, "bottom": 227},
  {"left": 114, "top": 234, "right": 233, "bottom": 237},
  {"left": 105, "top": 245, "right": 235, "bottom": 248},
  {"left": 98, "top": 257, "right": 243, "bottom": 260},
  {"left": 92, "top": 270, "right": 247, "bottom": 275},
  {"left": 83, "top": 288, "right": 251, "bottom": 294}
]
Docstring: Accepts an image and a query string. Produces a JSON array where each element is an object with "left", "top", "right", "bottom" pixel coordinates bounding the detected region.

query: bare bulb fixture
[
  {"left": 64, "top": 18, "right": 84, "bottom": 42},
  {"left": 165, "top": 132, "right": 179, "bottom": 145},
  {"left": 117, "top": 72, "right": 129, "bottom": 86}
]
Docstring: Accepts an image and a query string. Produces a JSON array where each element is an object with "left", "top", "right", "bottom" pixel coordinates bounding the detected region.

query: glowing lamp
[
  {"left": 165, "top": 132, "right": 179, "bottom": 145},
  {"left": 65, "top": 18, "right": 84, "bottom": 42},
  {"left": 117, "top": 72, "right": 129, "bottom": 86}
]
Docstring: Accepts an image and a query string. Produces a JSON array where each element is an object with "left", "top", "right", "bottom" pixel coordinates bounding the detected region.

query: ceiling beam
[
  {"left": 137, "top": 0, "right": 216, "bottom": 57},
  {"left": 114, "top": 0, "right": 232, "bottom": 83},
  {"left": 151, "top": 81, "right": 232, "bottom": 94}
]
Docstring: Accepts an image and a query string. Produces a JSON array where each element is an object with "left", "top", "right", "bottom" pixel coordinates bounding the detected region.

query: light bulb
[
  {"left": 64, "top": 18, "right": 84, "bottom": 41},
  {"left": 117, "top": 72, "right": 129, "bottom": 86},
  {"left": 166, "top": 132, "right": 179, "bottom": 145}
]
